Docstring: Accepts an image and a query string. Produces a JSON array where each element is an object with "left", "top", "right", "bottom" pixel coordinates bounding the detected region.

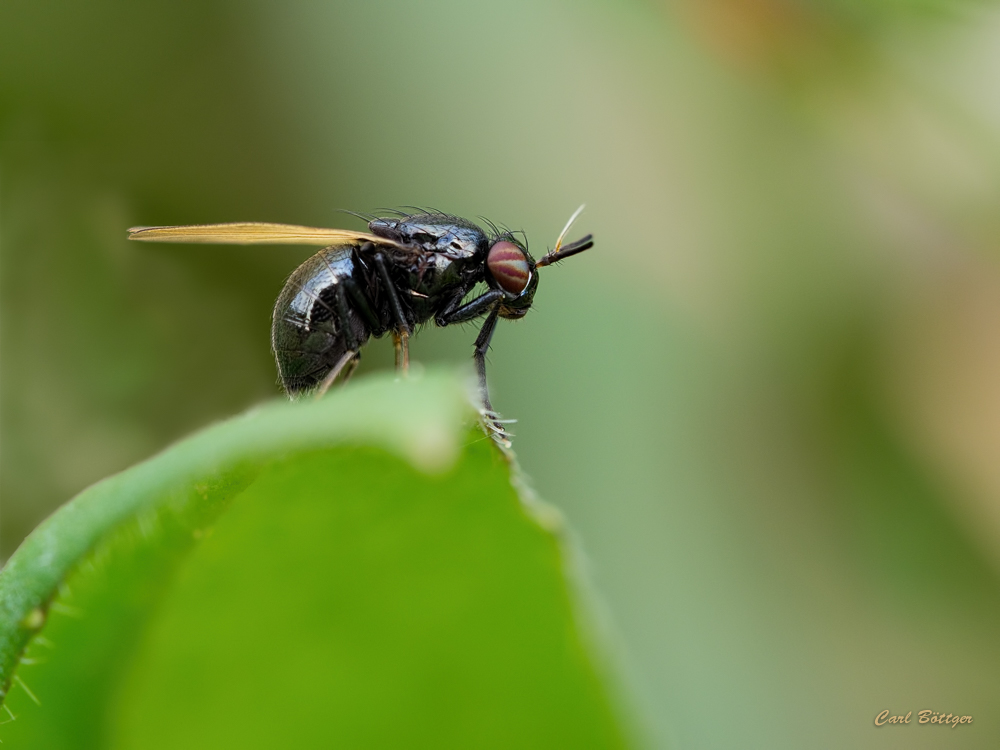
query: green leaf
[{"left": 0, "top": 370, "right": 632, "bottom": 748}]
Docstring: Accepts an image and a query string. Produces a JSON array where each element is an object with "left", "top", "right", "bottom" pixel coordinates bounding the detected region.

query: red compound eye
[{"left": 487, "top": 241, "right": 530, "bottom": 294}]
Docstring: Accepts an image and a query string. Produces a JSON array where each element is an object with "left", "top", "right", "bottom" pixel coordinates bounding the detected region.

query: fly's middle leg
[
  {"left": 372, "top": 250, "right": 411, "bottom": 374},
  {"left": 391, "top": 330, "right": 410, "bottom": 374}
]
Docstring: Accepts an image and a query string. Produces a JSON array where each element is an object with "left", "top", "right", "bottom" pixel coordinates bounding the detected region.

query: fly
[{"left": 128, "top": 207, "right": 593, "bottom": 444}]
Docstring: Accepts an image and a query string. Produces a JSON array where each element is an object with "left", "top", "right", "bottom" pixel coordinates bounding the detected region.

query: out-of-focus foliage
[
  {"left": 0, "top": 372, "right": 631, "bottom": 749},
  {"left": 4, "top": 0, "right": 1000, "bottom": 746}
]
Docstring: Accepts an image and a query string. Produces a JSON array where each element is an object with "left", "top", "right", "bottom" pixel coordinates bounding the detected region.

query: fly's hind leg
[
  {"left": 315, "top": 349, "right": 360, "bottom": 398},
  {"left": 315, "top": 283, "right": 364, "bottom": 398}
]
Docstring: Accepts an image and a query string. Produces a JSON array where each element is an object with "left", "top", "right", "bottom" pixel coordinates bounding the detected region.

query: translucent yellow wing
[{"left": 127, "top": 222, "right": 402, "bottom": 248}]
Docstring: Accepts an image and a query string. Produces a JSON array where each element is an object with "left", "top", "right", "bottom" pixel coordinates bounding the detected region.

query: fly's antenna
[
  {"left": 536, "top": 205, "right": 593, "bottom": 268},
  {"left": 555, "top": 204, "right": 585, "bottom": 250}
]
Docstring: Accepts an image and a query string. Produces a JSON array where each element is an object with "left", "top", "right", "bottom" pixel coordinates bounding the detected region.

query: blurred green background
[{"left": 3, "top": 0, "right": 1000, "bottom": 747}]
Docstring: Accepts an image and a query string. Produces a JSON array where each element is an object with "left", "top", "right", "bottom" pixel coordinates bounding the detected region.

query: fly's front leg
[
  {"left": 472, "top": 305, "right": 511, "bottom": 445},
  {"left": 371, "top": 248, "right": 411, "bottom": 375},
  {"left": 472, "top": 304, "right": 501, "bottom": 416},
  {"left": 435, "top": 288, "right": 505, "bottom": 326},
  {"left": 437, "top": 290, "right": 510, "bottom": 444}
]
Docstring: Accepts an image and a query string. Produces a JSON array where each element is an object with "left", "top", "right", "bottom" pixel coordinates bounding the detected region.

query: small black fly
[{"left": 128, "top": 207, "right": 593, "bottom": 443}]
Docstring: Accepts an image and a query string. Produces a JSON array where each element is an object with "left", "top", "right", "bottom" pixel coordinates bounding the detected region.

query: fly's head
[
  {"left": 487, "top": 206, "right": 594, "bottom": 320},
  {"left": 485, "top": 234, "right": 538, "bottom": 320}
]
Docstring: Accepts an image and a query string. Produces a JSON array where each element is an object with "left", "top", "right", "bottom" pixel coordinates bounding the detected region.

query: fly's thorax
[
  {"left": 393, "top": 250, "right": 483, "bottom": 322},
  {"left": 369, "top": 213, "right": 488, "bottom": 259}
]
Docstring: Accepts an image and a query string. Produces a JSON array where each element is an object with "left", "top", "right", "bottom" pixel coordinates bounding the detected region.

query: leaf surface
[{"left": 0, "top": 371, "right": 631, "bottom": 748}]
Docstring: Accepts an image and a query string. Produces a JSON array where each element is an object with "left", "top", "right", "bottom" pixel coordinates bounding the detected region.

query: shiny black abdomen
[{"left": 271, "top": 245, "right": 374, "bottom": 394}]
